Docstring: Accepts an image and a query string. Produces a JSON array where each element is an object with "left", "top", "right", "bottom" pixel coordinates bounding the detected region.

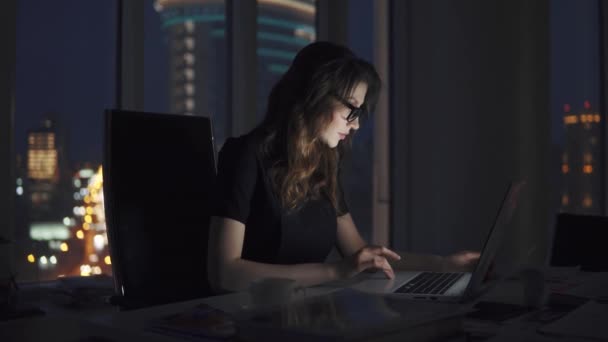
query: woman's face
[{"left": 320, "top": 82, "right": 368, "bottom": 148}]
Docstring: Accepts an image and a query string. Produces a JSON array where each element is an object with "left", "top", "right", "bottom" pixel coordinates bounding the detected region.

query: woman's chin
[{"left": 320, "top": 137, "right": 339, "bottom": 148}]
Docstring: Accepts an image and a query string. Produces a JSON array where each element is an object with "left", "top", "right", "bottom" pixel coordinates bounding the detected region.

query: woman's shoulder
[{"left": 219, "top": 131, "right": 264, "bottom": 167}]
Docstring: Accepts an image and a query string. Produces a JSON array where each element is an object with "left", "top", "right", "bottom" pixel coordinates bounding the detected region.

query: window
[
  {"left": 14, "top": 0, "right": 117, "bottom": 281},
  {"left": 256, "top": 0, "right": 316, "bottom": 121},
  {"left": 343, "top": 0, "right": 375, "bottom": 242},
  {"left": 551, "top": 0, "right": 604, "bottom": 215},
  {"left": 147, "top": 0, "right": 228, "bottom": 146}
]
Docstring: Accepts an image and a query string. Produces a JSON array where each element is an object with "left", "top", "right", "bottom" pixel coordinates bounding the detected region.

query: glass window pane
[
  {"left": 256, "top": 0, "right": 316, "bottom": 122},
  {"left": 15, "top": 0, "right": 117, "bottom": 281},
  {"left": 344, "top": 0, "right": 374, "bottom": 242},
  {"left": 551, "top": 0, "right": 603, "bottom": 215},
  {"left": 148, "top": 0, "right": 228, "bottom": 147}
]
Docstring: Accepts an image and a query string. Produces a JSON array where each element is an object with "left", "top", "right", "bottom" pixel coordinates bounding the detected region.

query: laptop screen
[{"left": 464, "top": 180, "right": 525, "bottom": 300}]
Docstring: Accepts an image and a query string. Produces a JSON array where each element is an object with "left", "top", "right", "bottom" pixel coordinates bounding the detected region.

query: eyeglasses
[{"left": 333, "top": 94, "right": 367, "bottom": 123}]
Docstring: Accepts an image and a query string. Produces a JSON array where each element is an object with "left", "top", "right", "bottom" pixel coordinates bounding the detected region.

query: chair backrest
[
  {"left": 550, "top": 213, "right": 608, "bottom": 272},
  {"left": 103, "top": 110, "right": 217, "bottom": 309}
]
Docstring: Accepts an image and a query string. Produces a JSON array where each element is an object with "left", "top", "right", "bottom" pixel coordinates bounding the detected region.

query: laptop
[{"left": 356, "top": 180, "right": 525, "bottom": 303}]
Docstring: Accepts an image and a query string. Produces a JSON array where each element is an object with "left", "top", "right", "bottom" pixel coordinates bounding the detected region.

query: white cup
[
  {"left": 248, "top": 277, "right": 305, "bottom": 309},
  {"left": 520, "top": 268, "right": 547, "bottom": 308}
]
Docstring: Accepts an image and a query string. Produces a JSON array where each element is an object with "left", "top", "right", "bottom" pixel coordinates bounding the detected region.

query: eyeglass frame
[{"left": 332, "top": 94, "right": 367, "bottom": 123}]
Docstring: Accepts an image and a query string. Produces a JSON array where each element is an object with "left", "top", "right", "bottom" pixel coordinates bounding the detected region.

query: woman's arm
[
  {"left": 208, "top": 217, "right": 339, "bottom": 293},
  {"left": 208, "top": 215, "right": 402, "bottom": 293},
  {"left": 335, "top": 213, "right": 400, "bottom": 279},
  {"left": 336, "top": 214, "right": 445, "bottom": 271},
  {"left": 336, "top": 213, "right": 367, "bottom": 257},
  {"left": 391, "top": 251, "right": 480, "bottom": 272},
  {"left": 335, "top": 213, "right": 479, "bottom": 273}
]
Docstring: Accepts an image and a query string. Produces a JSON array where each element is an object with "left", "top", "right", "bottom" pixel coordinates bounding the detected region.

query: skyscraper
[
  {"left": 561, "top": 101, "right": 602, "bottom": 214},
  {"left": 154, "top": 0, "right": 315, "bottom": 146},
  {"left": 27, "top": 119, "right": 62, "bottom": 217},
  {"left": 27, "top": 119, "right": 59, "bottom": 184}
]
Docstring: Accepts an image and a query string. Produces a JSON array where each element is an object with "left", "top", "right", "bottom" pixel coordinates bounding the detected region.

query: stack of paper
[{"left": 538, "top": 301, "right": 608, "bottom": 340}]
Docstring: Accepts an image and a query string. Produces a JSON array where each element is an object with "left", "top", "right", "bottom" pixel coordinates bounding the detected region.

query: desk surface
[{"left": 2, "top": 269, "right": 605, "bottom": 342}]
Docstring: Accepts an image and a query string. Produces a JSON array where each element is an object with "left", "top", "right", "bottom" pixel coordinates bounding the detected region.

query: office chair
[
  {"left": 104, "top": 110, "right": 217, "bottom": 310},
  {"left": 550, "top": 213, "right": 608, "bottom": 272}
]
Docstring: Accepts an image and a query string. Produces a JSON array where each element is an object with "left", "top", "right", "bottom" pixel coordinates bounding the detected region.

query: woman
[{"left": 208, "top": 41, "right": 478, "bottom": 293}]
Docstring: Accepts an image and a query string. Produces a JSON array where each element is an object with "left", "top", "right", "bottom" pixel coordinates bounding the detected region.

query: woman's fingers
[
  {"left": 356, "top": 255, "right": 395, "bottom": 279},
  {"left": 461, "top": 251, "right": 481, "bottom": 264},
  {"left": 467, "top": 251, "right": 481, "bottom": 261},
  {"left": 380, "top": 257, "right": 395, "bottom": 279},
  {"left": 366, "top": 245, "right": 402, "bottom": 261}
]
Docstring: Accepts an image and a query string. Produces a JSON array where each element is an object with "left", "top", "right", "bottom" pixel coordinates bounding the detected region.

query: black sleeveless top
[{"left": 213, "top": 132, "right": 349, "bottom": 264}]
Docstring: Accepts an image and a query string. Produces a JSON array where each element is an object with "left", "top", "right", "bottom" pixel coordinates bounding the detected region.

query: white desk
[{"left": 2, "top": 270, "right": 604, "bottom": 341}]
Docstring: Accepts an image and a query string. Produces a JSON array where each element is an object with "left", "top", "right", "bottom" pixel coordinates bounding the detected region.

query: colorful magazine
[{"left": 147, "top": 303, "right": 236, "bottom": 340}]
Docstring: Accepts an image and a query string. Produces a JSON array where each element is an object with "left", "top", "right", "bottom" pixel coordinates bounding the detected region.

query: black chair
[
  {"left": 104, "top": 110, "right": 217, "bottom": 310},
  {"left": 550, "top": 213, "right": 608, "bottom": 271}
]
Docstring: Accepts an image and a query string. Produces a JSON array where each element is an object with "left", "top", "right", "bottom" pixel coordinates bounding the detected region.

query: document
[
  {"left": 538, "top": 300, "right": 608, "bottom": 340},
  {"left": 147, "top": 303, "right": 236, "bottom": 340},
  {"left": 562, "top": 272, "right": 608, "bottom": 299}
]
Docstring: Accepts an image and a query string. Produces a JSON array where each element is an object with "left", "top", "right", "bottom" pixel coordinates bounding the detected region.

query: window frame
[{"left": 0, "top": 0, "right": 17, "bottom": 277}]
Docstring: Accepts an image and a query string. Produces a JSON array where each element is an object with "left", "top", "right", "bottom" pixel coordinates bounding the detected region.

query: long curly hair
[{"left": 255, "top": 42, "right": 381, "bottom": 213}]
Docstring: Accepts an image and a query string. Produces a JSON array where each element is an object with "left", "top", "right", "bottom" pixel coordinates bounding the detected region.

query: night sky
[
  {"left": 15, "top": 0, "right": 600, "bottom": 168},
  {"left": 16, "top": 0, "right": 117, "bottom": 166}
]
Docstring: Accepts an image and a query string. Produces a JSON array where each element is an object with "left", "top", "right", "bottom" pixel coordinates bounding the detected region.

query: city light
[
  {"left": 27, "top": 254, "right": 35, "bottom": 263},
  {"left": 80, "top": 264, "right": 92, "bottom": 277},
  {"left": 563, "top": 115, "right": 578, "bottom": 125},
  {"left": 40, "top": 256, "right": 48, "bottom": 265},
  {"left": 94, "top": 234, "right": 105, "bottom": 251},
  {"left": 76, "top": 230, "right": 84, "bottom": 239},
  {"left": 49, "top": 255, "right": 57, "bottom": 264},
  {"left": 60, "top": 242, "right": 69, "bottom": 252},
  {"left": 104, "top": 255, "right": 112, "bottom": 265},
  {"left": 29, "top": 222, "right": 70, "bottom": 241},
  {"left": 561, "top": 102, "right": 601, "bottom": 213},
  {"left": 583, "top": 195, "right": 593, "bottom": 208},
  {"left": 89, "top": 254, "right": 99, "bottom": 263},
  {"left": 79, "top": 169, "right": 94, "bottom": 178}
]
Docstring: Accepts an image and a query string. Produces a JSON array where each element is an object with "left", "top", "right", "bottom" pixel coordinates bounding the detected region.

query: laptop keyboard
[{"left": 395, "top": 272, "right": 465, "bottom": 295}]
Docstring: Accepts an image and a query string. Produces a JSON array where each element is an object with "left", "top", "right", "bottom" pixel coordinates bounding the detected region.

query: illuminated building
[
  {"left": 19, "top": 119, "right": 81, "bottom": 279},
  {"left": 561, "top": 101, "right": 602, "bottom": 214},
  {"left": 68, "top": 166, "right": 111, "bottom": 276},
  {"left": 26, "top": 119, "right": 71, "bottom": 253},
  {"left": 154, "top": 0, "right": 315, "bottom": 145},
  {"left": 27, "top": 119, "right": 59, "bottom": 182}
]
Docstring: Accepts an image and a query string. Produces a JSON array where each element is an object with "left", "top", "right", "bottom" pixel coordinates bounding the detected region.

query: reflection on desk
[
  {"left": 2, "top": 269, "right": 607, "bottom": 341},
  {"left": 235, "top": 288, "right": 469, "bottom": 341}
]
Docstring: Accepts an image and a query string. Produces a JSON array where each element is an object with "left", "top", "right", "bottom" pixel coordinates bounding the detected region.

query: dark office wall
[{"left": 392, "top": 0, "right": 550, "bottom": 270}]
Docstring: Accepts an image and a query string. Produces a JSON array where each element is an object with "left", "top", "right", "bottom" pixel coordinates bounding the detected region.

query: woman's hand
[
  {"left": 334, "top": 245, "right": 402, "bottom": 280},
  {"left": 442, "top": 250, "right": 480, "bottom": 272}
]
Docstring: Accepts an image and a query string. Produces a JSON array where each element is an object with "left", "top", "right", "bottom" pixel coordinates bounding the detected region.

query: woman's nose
[{"left": 349, "top": 117, "right": 360, "bottom": 130}]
